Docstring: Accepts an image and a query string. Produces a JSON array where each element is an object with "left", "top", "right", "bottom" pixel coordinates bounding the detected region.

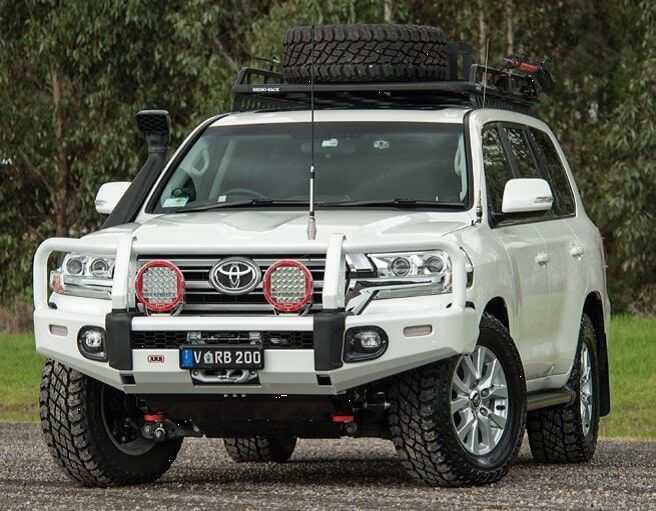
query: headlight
[
  {"left": 366, "top": 250, "right": 453, "bottom": 299},
  {"left": 369, "top": 251, "right": 452, "bottom": 280},
  {"left": 49, "top": 253, "right": 115, "bottom": 299}
]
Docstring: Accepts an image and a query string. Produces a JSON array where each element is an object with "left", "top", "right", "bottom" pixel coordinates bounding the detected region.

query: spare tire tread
[{"left": 283, "top": 24, "right": 448, "bottom": 83}]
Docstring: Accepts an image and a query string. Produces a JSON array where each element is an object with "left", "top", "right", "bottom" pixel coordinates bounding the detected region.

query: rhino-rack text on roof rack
[{"left": 231, "top": 43, "right": 553, "bottom": 115}]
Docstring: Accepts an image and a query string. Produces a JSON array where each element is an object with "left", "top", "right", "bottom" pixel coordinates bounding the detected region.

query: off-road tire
[
  {"left": 527, "top": 314, "right": 600, "bottom": 463},
  {"left": 40, "top": 360, "right": 182, "bottom": 487},
  {"left": 223, "top": 436, "right": 297, "bottom": 463},
  {"left": 282, "top": 24, "right": 448, "bottom": 83},
  {"left": 387, "top": 314, "right": 527, "bottom": 486}
]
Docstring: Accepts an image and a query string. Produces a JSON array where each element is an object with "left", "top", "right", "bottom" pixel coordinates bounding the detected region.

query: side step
[{"left": 526, "top": 388, "right": 575, "bottom": 411}]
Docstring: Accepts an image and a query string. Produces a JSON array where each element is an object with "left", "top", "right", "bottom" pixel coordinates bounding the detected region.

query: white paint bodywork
[{"left": 33, "top": 108, "right": 609, "bottom": 396}]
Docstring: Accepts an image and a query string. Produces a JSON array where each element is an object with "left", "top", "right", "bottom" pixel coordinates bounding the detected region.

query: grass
[
  {"left": 0, "top": 333, "right": 43, "bottom": 422},
  {"left": 602, "top": 315, "right": 656, "bottom": 439},
  {"left": 0, "top": 315, "right": 654, "bottom": 439}
]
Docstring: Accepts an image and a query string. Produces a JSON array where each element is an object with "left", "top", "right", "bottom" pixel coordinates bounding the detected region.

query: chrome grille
[{"left": 136, "top": 255, "right": 325, "bottom": 313}]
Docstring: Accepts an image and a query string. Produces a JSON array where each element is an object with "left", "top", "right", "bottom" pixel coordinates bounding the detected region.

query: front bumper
[
  {"left": 33, "top": 234, "right": 478, "bottom": 395},
  {"left": 34, "top": 302, "right": 478, "bottom": 395}
]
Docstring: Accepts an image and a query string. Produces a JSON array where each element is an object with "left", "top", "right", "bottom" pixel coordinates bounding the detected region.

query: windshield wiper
[
  {"left": 176, "top": 199, "right": 308, "bottom": 213},
  {"left": 322, "top": 198, "right": 465, "bottom": 209}
]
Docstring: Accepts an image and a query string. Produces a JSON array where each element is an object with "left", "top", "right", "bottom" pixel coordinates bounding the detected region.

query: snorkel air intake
[{"left": 102, "top": 110, "right": 170, "bottom": 228}]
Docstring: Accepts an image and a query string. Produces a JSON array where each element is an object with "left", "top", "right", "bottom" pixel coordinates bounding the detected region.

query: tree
[{"left": 0, "top": 0, "right": 269, "bottom": 297}]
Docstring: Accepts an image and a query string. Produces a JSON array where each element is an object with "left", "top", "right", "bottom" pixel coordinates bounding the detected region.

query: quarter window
[
  {"left": 530, "top": 129, "right": 576, "bottom": 216},
  {"left": 482, "top": 127, "right": 513, "bottom": 216}
]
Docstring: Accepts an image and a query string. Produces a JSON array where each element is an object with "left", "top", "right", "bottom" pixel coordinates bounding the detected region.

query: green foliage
[{"left": 0, "top": 0, "right": 653, "bottom": 310}]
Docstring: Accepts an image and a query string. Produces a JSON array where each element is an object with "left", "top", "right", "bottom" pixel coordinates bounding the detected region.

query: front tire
[
  {"left": 40, "top": 360, "right": 182, "bottom": 487},
  {"left": 388, "top": 314, "right": 527, "bottom": 486},
  {"left": 223, "top": 436, "right": 297, "bottom": 463},
  {"left": 527, "top": 314, "right": 600, "bottom": 463}
]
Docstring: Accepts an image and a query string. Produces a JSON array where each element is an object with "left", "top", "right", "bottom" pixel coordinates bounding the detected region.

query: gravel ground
[{"left": 0, "top": 423, "right": 654, "bottom": 511}]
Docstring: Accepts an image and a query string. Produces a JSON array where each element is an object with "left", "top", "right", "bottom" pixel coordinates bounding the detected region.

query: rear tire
[
  {"left": 40, "top": 360, "right": 182, "bottom": 487},
  {"left": 282, "top": 24, "right": 448, "bottom": 83},
  {"left": 223, "top": 436, "right": 297, "bottom": 463},
  {"left": 388, "top": 314, "right": 526, "bottom": 486},
  {"left": 527, "top": 314, "right": 600, "bottom": 463}
]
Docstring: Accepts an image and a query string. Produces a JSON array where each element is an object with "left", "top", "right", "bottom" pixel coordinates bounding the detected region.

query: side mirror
[
  {"left": 95, "top": 182, "right": 131, "bottom": 215},
  {"left": 501, "top": 178, "right": 554, "bottom": 214}
]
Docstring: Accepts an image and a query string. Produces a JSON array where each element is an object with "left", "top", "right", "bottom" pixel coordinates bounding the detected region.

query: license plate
[{"left": 179, "top": 345, "right": 264, "bottom": 370}]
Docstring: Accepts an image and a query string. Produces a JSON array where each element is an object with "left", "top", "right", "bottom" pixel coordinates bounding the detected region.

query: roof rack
[{"left": 231, "top": 43, "right": 552, "bottom": 116}]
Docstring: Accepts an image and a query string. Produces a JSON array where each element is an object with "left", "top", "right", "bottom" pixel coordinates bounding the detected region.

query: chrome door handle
[
  {"left": 535, "top": 253, "right": 551, "bottom": 266},
  {"left": 570, "top": 245, "right": 585, "bottom": 259}
]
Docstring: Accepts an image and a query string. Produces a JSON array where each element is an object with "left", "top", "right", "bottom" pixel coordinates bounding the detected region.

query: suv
[{"left": 34, "top": 24, "right": 610, "bottom": 487}]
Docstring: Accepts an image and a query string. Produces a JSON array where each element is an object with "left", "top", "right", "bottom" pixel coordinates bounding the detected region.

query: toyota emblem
[{"left": 209, "top": 257, "right": 261, "bottom": 295}]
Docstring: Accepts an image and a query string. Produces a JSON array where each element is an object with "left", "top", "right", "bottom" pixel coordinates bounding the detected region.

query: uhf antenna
[
  {"left": 482, "top": 38, "right": 490, "bottom": 108},
  {"left": 306, "top": 24, "right": 317, "bottom": 241},
  {"left": 477, "top": 38, "right": 490, "bottom": 224}
]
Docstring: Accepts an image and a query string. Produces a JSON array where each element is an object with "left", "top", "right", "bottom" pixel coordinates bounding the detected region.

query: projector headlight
[
  {"left": 49, "top": 253, "right": 115, "bottom": 299},
  {"left": 367, "top": 250, "right": 454, "bottom": 298},
  {"left": 369, "top": 251, "right": 451, "bottom": 279}
]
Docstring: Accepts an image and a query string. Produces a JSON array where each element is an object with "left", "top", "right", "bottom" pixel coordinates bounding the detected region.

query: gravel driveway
[{"left": 0, "top": 423, "right": 654, "bottom": 510}]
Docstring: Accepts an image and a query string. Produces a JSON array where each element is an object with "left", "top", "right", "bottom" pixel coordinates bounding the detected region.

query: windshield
[{"left": 152, "top": 122, "right": 468, "bottom": 211}]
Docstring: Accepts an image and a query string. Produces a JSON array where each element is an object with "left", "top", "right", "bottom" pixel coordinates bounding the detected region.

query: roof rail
[{"left": 231, "top": 42, "right": 551, "bottom": 116}]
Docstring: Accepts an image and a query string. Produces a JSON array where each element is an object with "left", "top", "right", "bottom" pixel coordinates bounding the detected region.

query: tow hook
[
  {"left": 142, "top": 413, "right": 202, "bottom": 442},
  {"left": 142, "top": 413, "right": 169, "bottom": 441},
  {"left": 332, "top": 414, "right": 358, "bottom": 435}
]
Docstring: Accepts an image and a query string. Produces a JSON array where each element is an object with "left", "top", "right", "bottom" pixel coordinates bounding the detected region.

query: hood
[{"left": 85, "top": 209, "right": 471, "bottom": 252}]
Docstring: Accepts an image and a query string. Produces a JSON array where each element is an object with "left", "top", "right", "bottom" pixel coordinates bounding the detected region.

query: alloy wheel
[
  {"left": 579, "top": 343, "right": 594, "bottom": 436},
  {"left": 450, "top": 346, "right": 510, "bottom": 456}
]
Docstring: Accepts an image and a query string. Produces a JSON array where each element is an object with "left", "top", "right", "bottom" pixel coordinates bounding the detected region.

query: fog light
[
  {"left": 77, "top": 327, "right": 106, "bottom": 361},
  {"left": 355, "top": 330, "right": 383, "bottom": 350},
  {"left": 343, "top": 326, "right": 388, "bottom": 363}
]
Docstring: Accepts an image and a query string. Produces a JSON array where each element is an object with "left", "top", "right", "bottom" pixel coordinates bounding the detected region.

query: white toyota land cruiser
[{"left": 34, "top": 25, "right": 610, "bottom": 487}]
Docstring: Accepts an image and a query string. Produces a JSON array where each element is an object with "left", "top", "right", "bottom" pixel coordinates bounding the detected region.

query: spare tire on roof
[{"left": 282, "top": 24, "right": 448, "bottom": 83}]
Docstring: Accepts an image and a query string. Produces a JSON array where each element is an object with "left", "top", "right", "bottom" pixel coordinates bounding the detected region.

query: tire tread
[{"left": 282, "top": 24, "right": 448, "bottom": 83}]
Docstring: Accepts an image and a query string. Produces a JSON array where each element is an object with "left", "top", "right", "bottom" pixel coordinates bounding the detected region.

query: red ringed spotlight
[
  {"left": 136, "top": 261, "right": 185, "bottom": 313},
  {"left": 263, "top": 260, "right": 314, "bottom": 313}
]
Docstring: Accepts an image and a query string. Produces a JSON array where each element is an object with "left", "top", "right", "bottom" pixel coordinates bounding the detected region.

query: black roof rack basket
[{"left": 232, "top": 42, "right": 549, "bottom": 116}]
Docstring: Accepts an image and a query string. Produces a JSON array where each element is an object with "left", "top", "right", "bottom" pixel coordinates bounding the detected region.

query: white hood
[{"left": 86, "top": 209, "right": 472, "bottom": 252}]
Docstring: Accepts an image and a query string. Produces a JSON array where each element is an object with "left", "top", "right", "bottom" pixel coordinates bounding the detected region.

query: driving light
[
  {"left": 263, "top": 260, "right": 313, "bottom": 313},
  {"left": 136, "top": 260, "right": 185, "bottom": 313}
]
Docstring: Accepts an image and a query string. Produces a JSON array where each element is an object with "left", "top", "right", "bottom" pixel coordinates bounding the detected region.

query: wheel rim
[
  {"left": 579, "top": 343, "right": 594, "bottom": 436},
  {"left": 100, "top": 386, "right": 155, "bottom": 456},
  {"left": 450, "top": 346, "right": 509, "bottom": 456}
]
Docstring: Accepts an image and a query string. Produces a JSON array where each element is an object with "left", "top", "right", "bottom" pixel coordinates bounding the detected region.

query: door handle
[
  {"left": 570, "top": 245, "right": 585, "bottom": 259},
  {"left": 535, "top": 253, "right": 551, "bottom": 266}
]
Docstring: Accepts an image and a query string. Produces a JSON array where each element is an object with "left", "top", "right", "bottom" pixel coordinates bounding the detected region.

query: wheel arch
[
  {"left": 483, "top": 297, "right": 510, "bottom": 331},
  {"left": 583, "top": 292, "right": 610, "bottom": 416}
]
